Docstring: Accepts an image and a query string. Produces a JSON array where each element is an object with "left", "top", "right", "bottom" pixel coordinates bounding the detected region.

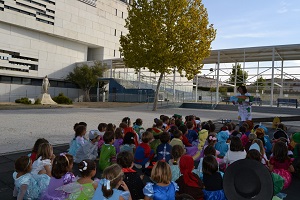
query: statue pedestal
[{"left": 38, "top": 93, "right": 57, "bottom": 105}]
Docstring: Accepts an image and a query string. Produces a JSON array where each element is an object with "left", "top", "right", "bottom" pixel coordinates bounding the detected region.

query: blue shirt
[
  {"left": 156, "top": 143, "right": 172, "bottom": 162},
  {"left": 187, "top": 129, "right": 198, "bottom": 143}
]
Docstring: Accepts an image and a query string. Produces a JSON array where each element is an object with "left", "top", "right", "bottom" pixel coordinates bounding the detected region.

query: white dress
[{"left": 31, "top": 156, "right": 51, "bottom": 175}]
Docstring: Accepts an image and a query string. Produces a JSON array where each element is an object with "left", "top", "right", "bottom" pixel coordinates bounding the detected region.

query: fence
[
  {"left": 193, "top": 86, "right": 300, "bottom": 107},
  {"left": 0, "top": 83, "right": 83, "bottom": 103}
]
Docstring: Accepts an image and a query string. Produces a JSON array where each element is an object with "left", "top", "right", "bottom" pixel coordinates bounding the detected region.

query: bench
[
  {"left": 252, "top": 97, "right": 262, "bottom": 106},
  {"left": 277, "top": 98, "right": 298, "bottom": 108},
  {"left": 222, "top": 97, "right": 230, "bottom": 104}
]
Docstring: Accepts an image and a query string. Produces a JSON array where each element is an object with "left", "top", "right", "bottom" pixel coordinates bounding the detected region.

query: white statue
[{"left": 42, "top": 75, "right": 50, "bottom": 94}]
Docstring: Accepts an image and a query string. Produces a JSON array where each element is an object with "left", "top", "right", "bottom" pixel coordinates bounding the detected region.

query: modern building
[{"left": 0, "top": 0, "right": 130, "bottom": 102}]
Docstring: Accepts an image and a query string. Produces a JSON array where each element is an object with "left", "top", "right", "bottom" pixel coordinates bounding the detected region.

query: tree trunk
[
  {"left": 153, "top": 72, "right": 164, "bottom": 111},
  {"left": 83, "top": 89, "right": 91, "bottom": 102}
]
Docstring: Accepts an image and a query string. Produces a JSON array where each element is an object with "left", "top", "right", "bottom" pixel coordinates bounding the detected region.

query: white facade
[{"left": 0, "top": 0, "right": 129, "bottom": 101}]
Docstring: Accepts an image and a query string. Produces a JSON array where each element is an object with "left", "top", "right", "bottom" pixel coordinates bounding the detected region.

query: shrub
[
  {"left": 34, "top": 98, "right": 41, "bottom": 104},
  {"left": 15, "top": 97, "right": 31, "bottom": 104},
  {"left": 52, "top": 93, "right": 73, "bottom": 104}
]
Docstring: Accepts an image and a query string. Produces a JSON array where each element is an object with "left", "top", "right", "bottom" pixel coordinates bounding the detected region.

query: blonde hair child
[
  {"left": 143, "top": 161, "right": 178, "bottom": 200},
  {"left": 31, "top": 143, "right": 54, "bottom": 176},
  {"left": 92, "top": 164, "right": 131, "bottom": 200}
]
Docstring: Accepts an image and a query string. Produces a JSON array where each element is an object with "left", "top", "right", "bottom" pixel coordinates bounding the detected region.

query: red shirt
[
  {"left": 30, "top": 152, "right": 37, "bottom": 163},
  {"left": 182, "top": 135, "right": 192, "bottom": 147}
]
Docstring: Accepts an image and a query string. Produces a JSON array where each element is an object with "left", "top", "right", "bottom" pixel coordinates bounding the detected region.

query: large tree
[
  {"left": 228, "top": 64, "right": 248, "bottom": 86},
  {"left": 120, "top": 0, "right": 216, "bottom": 110},
  {"left": 66, "top": 61, "right": 104, "bottom": 102}
]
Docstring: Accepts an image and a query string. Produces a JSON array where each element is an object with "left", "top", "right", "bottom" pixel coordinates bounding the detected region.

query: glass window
[
  {"left": 22, "top": 78, "right": 31, "bottom": 85},
  {"left": 50, "top": 81, "right": 58, "bottom": 87},
  {"left": 12, "top": 77, "right": 22, "bottom": 84},
  {"left": 0, "top": 76, "right": 11, "bottom": 83},
  {"left": 32, "top": 79, "right": 42, "bottom": 86},
  {"left": 57, "top": 81, "right": 65, "bottom": 87},
  {"left": 65, "top": 82, "right": 78, "bottom": 88}
]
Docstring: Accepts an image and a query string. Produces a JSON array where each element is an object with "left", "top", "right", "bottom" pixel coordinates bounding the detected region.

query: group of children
[{"left": 12, "top": 114, "right": 300, "bottom": 200}]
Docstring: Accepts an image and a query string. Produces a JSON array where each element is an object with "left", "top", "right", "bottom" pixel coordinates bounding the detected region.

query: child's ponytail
[
  {"left": 101, "top": 179, "right": 114, "bottom": 198},
  {"left": 101, "top": 164, "right": 124, "bottom": 198}
]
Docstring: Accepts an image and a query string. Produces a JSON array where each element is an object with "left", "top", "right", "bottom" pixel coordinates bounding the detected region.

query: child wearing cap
[{"left": 74, "top": 130, "right": 100, "bottom": 163}]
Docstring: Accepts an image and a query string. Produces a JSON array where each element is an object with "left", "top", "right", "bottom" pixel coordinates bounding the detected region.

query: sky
[{"left": 202, "top": 0, "right": 300, "bottom": 50}]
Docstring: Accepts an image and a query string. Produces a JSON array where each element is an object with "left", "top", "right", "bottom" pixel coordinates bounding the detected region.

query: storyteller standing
[{"left": 232, "top": 85, "right": 252, "bottom": 125}]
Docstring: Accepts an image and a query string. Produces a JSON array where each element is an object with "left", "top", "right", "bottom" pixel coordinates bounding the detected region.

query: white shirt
[{"left": 224, "top": 150, "right": 246, "bottom": 165}]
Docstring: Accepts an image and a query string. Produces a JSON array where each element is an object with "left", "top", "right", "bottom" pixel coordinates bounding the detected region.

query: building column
[
  {"left": 280, "top": 60, "right": 284, "bottom": 98},
  {"left": 270, "top": 47, "right": 275, "bottom": 106},
  {"left": 216, "top": 51, "right": 220, "bottom": 104}
]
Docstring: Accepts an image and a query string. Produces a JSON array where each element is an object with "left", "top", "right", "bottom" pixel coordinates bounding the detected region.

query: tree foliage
[
  {"left": 228, "top": 64, "right": 248, "bottom": 86},
  {"left": 253, "top": 76, "right": 266, "bottom": 88},
  {"left": 66, "top": 62, "right": 104, "bottom": 102},
  {"left": 120, "top": 0, "right": 216, "bottom": 110}
]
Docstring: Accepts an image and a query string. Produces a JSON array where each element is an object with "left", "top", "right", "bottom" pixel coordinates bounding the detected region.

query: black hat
[{"left": 223, "top": 159, "right": 273, "bottom": 200}]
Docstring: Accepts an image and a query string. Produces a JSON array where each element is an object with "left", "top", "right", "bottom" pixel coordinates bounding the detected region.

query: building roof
[
  {"left": 104, "top": 44, "right": 300, "bottom": 67},
  {"left": 203, "top": 44, "right": 300, "bottom": 64}
]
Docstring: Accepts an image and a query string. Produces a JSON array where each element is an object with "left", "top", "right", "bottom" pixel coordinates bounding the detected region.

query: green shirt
[{"left": 99, "top": 144, "right": 116, "bottom": 171}]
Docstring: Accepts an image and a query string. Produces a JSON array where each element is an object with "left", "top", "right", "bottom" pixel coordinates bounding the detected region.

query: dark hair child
[
  {"left": 202, "top": 155, "right": 226, "bottom": 199},
  {"left": 178, "top": 125, "right": 192, "bottom": 147},
  {"left": 99, "top": 131, "right": 116, "bottom": 171},
  {"left": 67, "top": 160, "right": 97, "bottom": 199},
  {"left": 42, "top": 154, "right": 75, "bottom": 199},
  {"left": 117, "top": 151, "right": 145, "bottom": 199},
  {"left": 156, "top": 132, "right": 172, "bottom": 162},
  {"left": 13, "top": 156, "right": 45, "bottom": 199}
]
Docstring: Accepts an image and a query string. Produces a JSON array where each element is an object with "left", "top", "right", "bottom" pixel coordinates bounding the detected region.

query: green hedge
[
  {"left": 34, "top": 98, "right": 41, "bottom": 104},
  {"left": 53, "top": 93, "right": 73, "bottom": 104},
  {"left": 15, "top": 97, "right": 32, "bottom": 104}
]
